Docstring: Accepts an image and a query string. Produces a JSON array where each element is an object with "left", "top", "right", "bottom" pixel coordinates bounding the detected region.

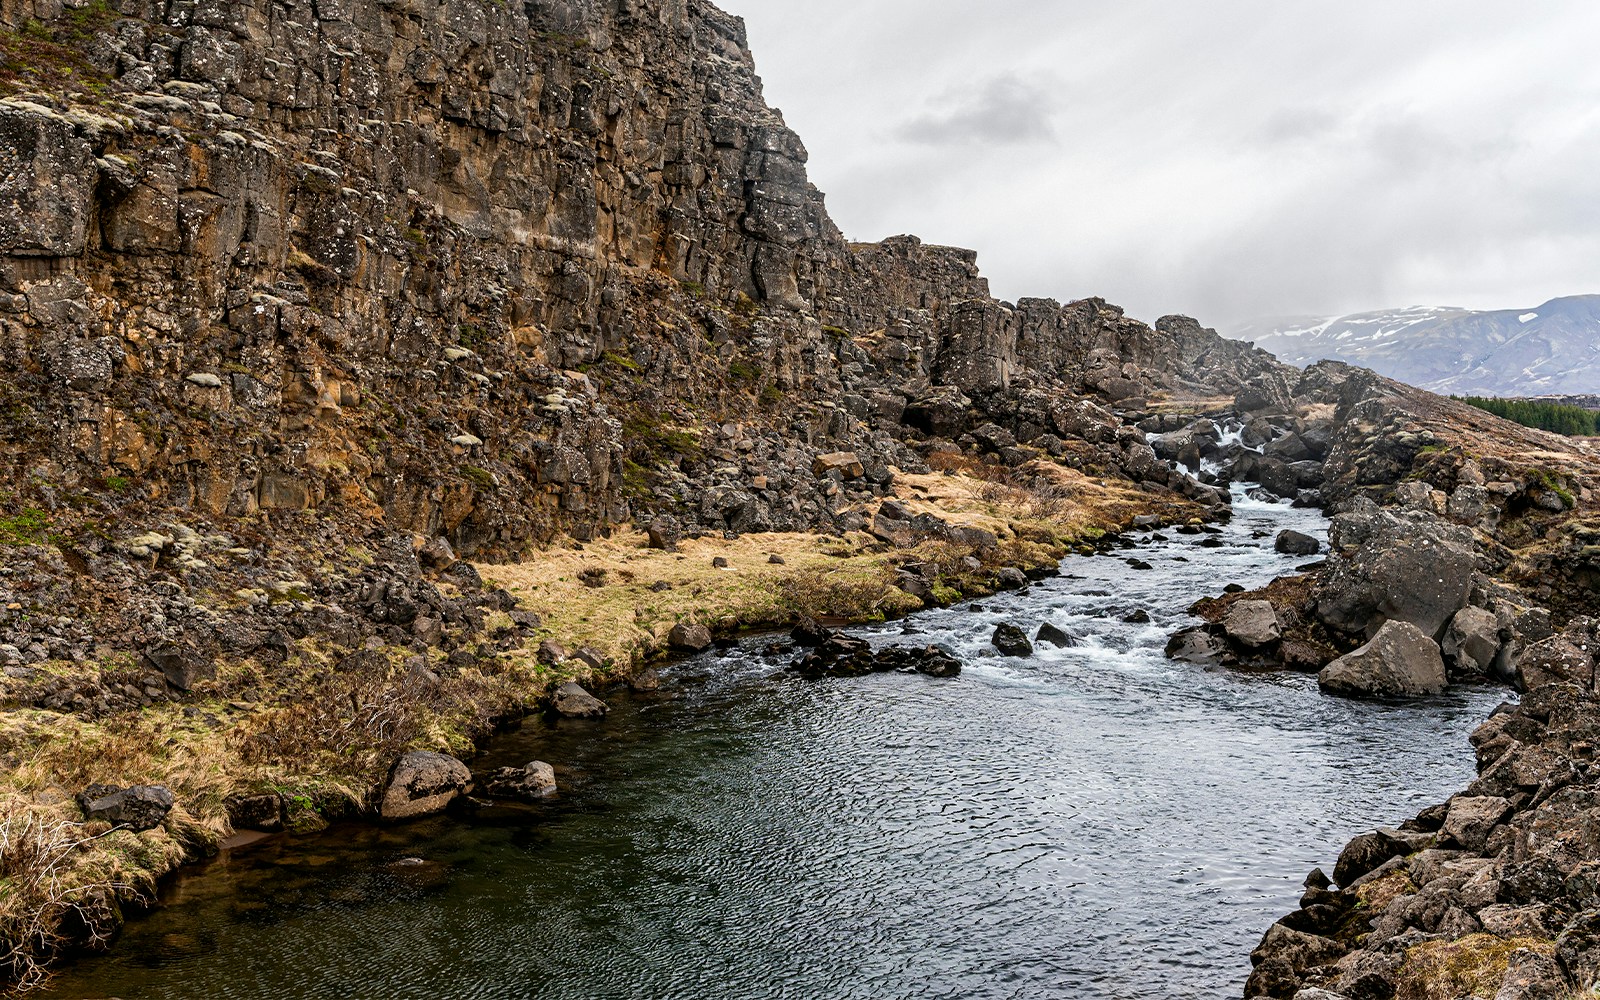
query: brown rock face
[{"left": 0, "top": 0, "right": 1281, "bottom": 563}]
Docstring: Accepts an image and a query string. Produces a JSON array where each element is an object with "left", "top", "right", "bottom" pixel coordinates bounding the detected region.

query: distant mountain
[{"left": 1229, "top": 295, "right": 1600, "bottom": 396}]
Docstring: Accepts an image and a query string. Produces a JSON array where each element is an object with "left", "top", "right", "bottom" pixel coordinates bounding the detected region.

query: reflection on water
[{"left": 44, "top": 493, "right": 1506, "bottom": 1000}]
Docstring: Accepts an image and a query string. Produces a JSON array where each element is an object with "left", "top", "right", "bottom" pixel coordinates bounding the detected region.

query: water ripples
[{"left": 44, "top": 491, "right": 1507, "bottom": 1000}]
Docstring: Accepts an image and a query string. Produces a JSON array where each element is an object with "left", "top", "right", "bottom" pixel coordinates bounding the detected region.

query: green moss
[
  {"left": 728, "top": 359, "right": 760, "bottom": 383},
  {"left": 621, "top": 414, "right": 703, "bottom": 465},
  {"left": 680, "top": 280, "right": 706, "bottom": 299},
  {"left": 822, "top": 325, "right": 850, "bottom": 338},
  {"left": 759, "top": 385, "right": 784, "bottom": 406},
  {"left": 460, "top": 465, "right": 497, "bottom": 491},
  {"left": 0, "top": 505, "right": 51, "bottom": 546}
]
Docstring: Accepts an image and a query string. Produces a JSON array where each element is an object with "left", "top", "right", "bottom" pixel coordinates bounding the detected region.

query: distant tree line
[{"left": 1457, "top": 396, "right": 1600, "bottom": 436}]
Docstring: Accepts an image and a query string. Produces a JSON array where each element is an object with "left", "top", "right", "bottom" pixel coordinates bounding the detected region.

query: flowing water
[{"left": 43, "top": 492, "right": 1506, "bottom": 1000}]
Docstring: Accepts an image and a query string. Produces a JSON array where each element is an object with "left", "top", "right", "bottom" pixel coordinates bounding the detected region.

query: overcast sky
[{"left": 725, "top": 1, "right": 1600, "bottom": 330}]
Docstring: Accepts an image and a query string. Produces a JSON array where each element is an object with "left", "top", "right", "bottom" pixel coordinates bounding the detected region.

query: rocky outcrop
[
  {"left": 1313, "top": 500, "right": 1475, "bottom": 643},
  {"left": 1248, "top": 617, "right": 1600, "bottom": 999},
  {"left": 0, "top": 0, "right": 1279, "bottom": 570}
]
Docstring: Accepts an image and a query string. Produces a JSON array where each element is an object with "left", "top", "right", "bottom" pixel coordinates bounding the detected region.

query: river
[{"left": 42, "top": 491, "right": 1506, "bottom": 1000}]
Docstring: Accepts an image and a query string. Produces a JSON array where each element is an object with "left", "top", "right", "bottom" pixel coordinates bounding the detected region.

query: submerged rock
[
  {"left": 483, "top": 761, "right": 558, "bottom": 801},
  {"left": 1036, "top": 623, "right": 1077, "bottom": 648},
  {"left": 1318, "top": 620, "right": 1447, "bottom": 698}
]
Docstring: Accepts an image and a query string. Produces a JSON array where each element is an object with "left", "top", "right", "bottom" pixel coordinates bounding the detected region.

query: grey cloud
[
  {"left": 896, "top": 73, "right": 1058, "bottom": 147},
  {"left": 730, "top": 0, "right": 1600, "bottom": 328}
]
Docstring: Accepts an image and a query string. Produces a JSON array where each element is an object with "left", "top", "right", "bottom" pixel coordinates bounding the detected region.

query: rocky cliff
[
  {"left": 0, "top": 0, "right": 1279, "bottom": 558},
  {"left": 0, "top": 0, "right": 1294, "bottom": 981}
]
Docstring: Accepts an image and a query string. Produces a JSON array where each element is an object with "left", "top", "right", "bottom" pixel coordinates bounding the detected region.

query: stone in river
[{"left": 991, "top": 623, "right": 1034, "bottom": 657}]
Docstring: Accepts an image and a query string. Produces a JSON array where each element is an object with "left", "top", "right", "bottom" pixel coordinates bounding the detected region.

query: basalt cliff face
[
  {"left": 0, "top": 0, "right": 1290, "bottom": 980},
  {"left": 0, "top": 0, "right": 1274, "bottom": 561}
]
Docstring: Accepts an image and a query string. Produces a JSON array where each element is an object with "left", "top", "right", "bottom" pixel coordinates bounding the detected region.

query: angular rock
[
  {"left": 1440, "top": 795, "right": 1513, "bottom": 852},
  {"left": 1333, "top": 827, "right": 1417, "bottom": 888},
  {"left": 992, "top": 623, "right": 1034, "bottom": 657},
  {"left": 667, "top": 622, "right": 713, "bottom": 652},
  {"left": 1442, "top": 607, "right": 1502, "bottom": 678},
  {"left": 551, "top": 682, "right": 608, "bottom": 718},
  {"left": 380, "top": 752, "right": 471, "bottom": 821},
  {"left": 1318, "top": 620, "right": 1447, "bottom": 698},
  {"left": 812, "top": 452, "right": 865, "bottom": 479},
  {"left": 142, "top": 644, "right": 217, "bottom": 692},
  {"left": 78, "top": 784, "right": 176, "bottom": 832},
  {"left": 1226, "top": 600, "right": 1282, "bottom": 648}
]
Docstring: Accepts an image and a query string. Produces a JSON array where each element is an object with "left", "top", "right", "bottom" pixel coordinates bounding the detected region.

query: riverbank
[
  {"left": 27, "top": 485, "right": 1508, "bottom": 1000},
  {"left": 0, "top": 460, "right": 1199, "bottom": 991}
]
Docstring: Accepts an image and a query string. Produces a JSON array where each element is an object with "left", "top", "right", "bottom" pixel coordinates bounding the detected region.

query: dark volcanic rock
[
  {"left": 78, "top": 784, "right": 175, "bottom": 832},
  {"left": 1274, "top": 530, "right": 1321, "bottom": 556},
  {"left": 1318, "top": 620, "right": 1447, "bottom": 698},
  {"left": 482, "top": 762, "right": 558, "bottom": 801},
  {"left": 380, "top": 752, "right": 472, "bottom": 821},
  {"left": 551, "top": 683, "right": 609, "bottom": 719},
  {"left": 1036, "top": 623, "right": 1078, "bottom": 648},
  {"left": 991, "top": 624, "right": 1034, "bottom": 657}
]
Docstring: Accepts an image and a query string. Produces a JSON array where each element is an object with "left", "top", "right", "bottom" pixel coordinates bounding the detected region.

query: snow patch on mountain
[{"left": 1227, "top": 295, "right": 1600, "bottom": 396}]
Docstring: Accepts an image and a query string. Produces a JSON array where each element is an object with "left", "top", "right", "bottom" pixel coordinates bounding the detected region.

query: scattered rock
[
  {"left": 667, "top": 622, "right": 713, "bottom": 652},
  {"left": 78, "top": 784, "right": 175, "bottom": 832}
]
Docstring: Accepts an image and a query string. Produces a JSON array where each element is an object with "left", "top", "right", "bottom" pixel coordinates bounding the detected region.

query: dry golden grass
[
  {"left": 1395, "top": 935, "right": 1555, "bottom": 1000},
  {"left": 0, "top": 461, "right": 1188, "bottom": 988},
  {"left": 480, "top": 465, "right": 1182, "bottom": 666}
]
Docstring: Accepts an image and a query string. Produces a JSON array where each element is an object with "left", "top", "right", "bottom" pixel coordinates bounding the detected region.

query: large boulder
[
  {"left": 78, "top": 784, "right": 176, "bottom": 832},
  {"left": 1441, "top": 607, "right": 1502, "bottom": 678},
  {"left": 380, "top": 752, "right": 471, "bottom": 821},
  {"left": 482, "top": 761, "right": 558, "bottom": 801},
  {"left": 1226, "top": 600, "right": 1282, "bottom": 648},
  {"left": 551, "top": 682, "right": 609, "bottom": 718},
  {"left": 1318, "top": 620, "right": 1448, "bottom": 698},
  {"left": 1315, "top": 506, "right": 1475, "bottom": 641}
]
